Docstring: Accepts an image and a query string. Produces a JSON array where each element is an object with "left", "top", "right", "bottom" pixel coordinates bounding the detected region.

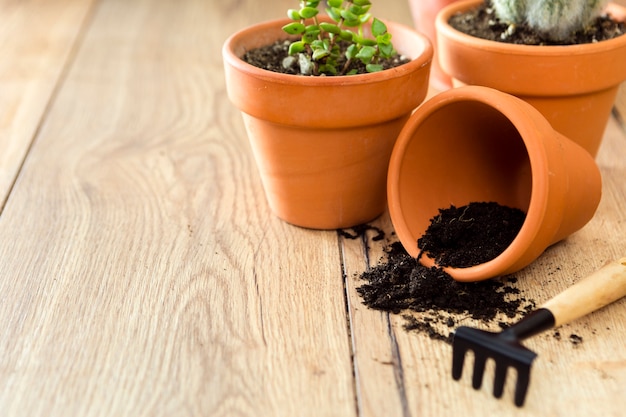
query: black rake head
[{"left": 452, "top": 326, "right": 538, "bottom": 407}]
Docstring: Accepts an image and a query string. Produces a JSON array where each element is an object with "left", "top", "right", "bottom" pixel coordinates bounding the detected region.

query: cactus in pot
[{"left": 492, "top": 0, "right": 609, "bottom": 41}]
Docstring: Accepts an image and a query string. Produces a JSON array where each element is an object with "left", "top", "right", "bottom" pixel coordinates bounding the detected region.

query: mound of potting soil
[{"left": 355, "top": 202, "right": 534, "bottom": 343}]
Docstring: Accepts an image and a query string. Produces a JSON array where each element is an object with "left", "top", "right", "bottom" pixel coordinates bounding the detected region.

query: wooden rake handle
[{"left": 542, "top": 258, "right": 626, "bottom": 327}]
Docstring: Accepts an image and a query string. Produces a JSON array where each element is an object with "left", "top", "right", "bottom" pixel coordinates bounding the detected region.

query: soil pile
[{"left": 356, "top": 202, "right": 535, "bottom": 344}]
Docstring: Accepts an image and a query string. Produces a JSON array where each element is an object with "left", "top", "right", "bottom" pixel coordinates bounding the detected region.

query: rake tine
[
  {"left": 492, "top": 363, "right": 508, "bottom": 398},
  {"left": 451, "top": 344, "right": 467, "bottom": 380},
  {"left": 471, "top": 354, "right": 487, "bottom": 389},
  {"left": 514, "top": 365, "right": 532, "bottom": 407}
]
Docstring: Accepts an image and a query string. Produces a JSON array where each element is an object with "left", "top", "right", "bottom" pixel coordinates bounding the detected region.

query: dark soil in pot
[
  {"left": 449, "top": 3, "right": 625, "bottom": 45},
  {"left": 243, "top": 40, "right": 410, "bottom": 75}
]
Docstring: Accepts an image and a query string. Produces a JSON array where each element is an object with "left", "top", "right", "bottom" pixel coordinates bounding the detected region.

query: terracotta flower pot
[
  {"left": 408, "top": 0, "right": 461, "bottom": 90},
  {"left": 387, "top": 86, "right": 602, "bottom": 282},
  {"left": 223, "top": 18, "right": 433, "bottom": 229},
  {"left": 435, "top": 0, "right": 626, "bottom": 157}
]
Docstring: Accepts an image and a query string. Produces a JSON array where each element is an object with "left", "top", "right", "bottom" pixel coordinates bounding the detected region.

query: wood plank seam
[{"left": 0, "top": 0, "right": 100, "bottom": 215}]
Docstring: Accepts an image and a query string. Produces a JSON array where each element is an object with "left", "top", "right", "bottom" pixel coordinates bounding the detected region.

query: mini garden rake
[{"left": 452, "top": 257, "right": 626, "bottom": 407}]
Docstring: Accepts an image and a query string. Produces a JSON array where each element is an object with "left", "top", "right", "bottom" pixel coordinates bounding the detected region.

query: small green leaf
[
  {"left": 355, "top": 45, "right": 376, "bottom": 62},
  {"left": 352, "top": 0, "right": 371, "bottom": 6},
  {"left": 327, "top": 0, "right": 342, "bottom": 7},
  {"left": 305, "top": 0, "right": 320, "bottom": 7},
  {"left": 349, "top": 5, "right": 368, "bottom": 16},
  {"left": 302, "top": 31, "right": 318, "bottom": 43},
  {"left": 347, "top": 69, "right": 358, "bottom": 75},
  {"left": 339, "top": 30, "right": 354, "bottom": 41},
  {"left": 288, "top": 41, "right": 306, "bottom": 55},
  {"left": 340, "top": 9, "right": 358, "bottom": 22},
  {"left": 319, "top": 22, "right": 341, "bottom": 35},
  {"left": 378, "top": 42, "right": 394, "bottom": 58},
  {"left": 312, "top": 48, "right": 331, "bottom": 60},
  {"left": 287, "top": 9, "right": 301, "bottom": 20},
  {"left": 366, "top": 63, "right": 384, "bottom": 73},
  {"left": 343, "top": 18, "right": 361, "bottom": 27},
  {"left": 345, "top": 44, "right": 358, "bottom": 60},
  {"left": 359, "top": 38, "right": 377, "bottom": 47},
  {"left": 376, "top": 32, "right": 392, "bottom": 45},
  {"left": 282, "top": 22, "right": 306, "bottom": 35},
  {"left": 319, "top": 64, "right": 338, "bottom": 75},
  {"left": 305, "top": 24, "right": 321, "bottom": 34},
  {"left": 359, "top": 13, "right": 371, "bottom": 24},
  {"left": 299, "top": 6, "right": 319, "bottom": 19},
  {"left": 326, "top": 7, "right": 342, "bottom": 21},
  {"left": 372, "top": 18, "right": 387, "bottom": 37}
]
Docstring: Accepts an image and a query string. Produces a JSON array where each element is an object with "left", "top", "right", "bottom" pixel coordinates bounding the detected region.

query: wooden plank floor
[{"left": 1, "top": 1, "right": 625, "bottom": 416}]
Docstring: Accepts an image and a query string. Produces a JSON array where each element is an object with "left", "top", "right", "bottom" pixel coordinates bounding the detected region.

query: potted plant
[
  {"left": 435, "top": 0, "right": 626, "bottom": 156},
  {"left": 222, "top": 0, "right": 433, "bottom": 229},
  {"left": 408, "top": 0, "right": 461, "bottom": 90}
]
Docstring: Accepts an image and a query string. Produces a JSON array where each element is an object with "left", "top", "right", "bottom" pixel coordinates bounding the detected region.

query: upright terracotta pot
[
  {"left": 223, "top": 18, "right": 432, "bottom": 229},
  {"left": 387, "top": 86, "right": 602, "bottom": 282},
  {"left": 408, "top": 0, "right": 460, "bottom": 90},
  {"left": 436, "top": 0, "right": 626, "bottom": 157}
]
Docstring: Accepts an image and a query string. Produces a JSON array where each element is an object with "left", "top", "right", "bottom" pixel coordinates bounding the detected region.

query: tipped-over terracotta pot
[
  {"left": 223, "top": 18, "right": 433, "bottom": 229},
  {"left": 436, "top": 0, "right": 626, "bottom": 157},
  {"left": 387, "top": 86, "right": 602, "bottom": 282},
  {"left": 408, "top": 0, "right": 460, "bottom": 90}
]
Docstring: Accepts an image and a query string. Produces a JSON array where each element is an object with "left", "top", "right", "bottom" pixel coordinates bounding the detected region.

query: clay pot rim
[
  {"left": 222, "top": 17, "right": 433, "bottom": 87},
  {"left": 389, "top": 86, "right": 558, "bottom": 282},
  {"left": 436, "top": 0, "right": 626, "bottom": 58}
]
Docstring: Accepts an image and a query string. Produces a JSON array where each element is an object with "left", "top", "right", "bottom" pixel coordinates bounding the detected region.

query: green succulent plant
[
  {"left": 491, "top": 0, "right": 608, "bottom": 41},
  {"left": 282, "top": 0, "right": 396, "bottom": 76}
]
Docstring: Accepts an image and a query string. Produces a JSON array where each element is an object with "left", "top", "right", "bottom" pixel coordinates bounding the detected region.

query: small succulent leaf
[
  {"left": 305, "top": 0, "right": 320, "bottom": 7},
  {"left": 312, "top": 48, "right": 331, "bottom": 60},
  {"left": 343, "top": 18, "right": 361, "bottom": 27},
  {"left": 319, "top": 64, "right": 338, "bottom": 75},
  {"left": 283, "top": 22, "right": 306, "bottom": 35},
  {"left": 288, "top": 41, "right": 306, "bottom": 55},
  {"left": 355, "top": 45, "right": 376, "bottom": 61},
  {"left": 355, "top": 36, "right": 377, "bottom": 46},
  {"left": 345, "top": 44, "right": 358, "bottom": 60},
  {"left": 378, "top": 42, "right": 394, "bottom": 57},
  {"left": 339, "top": 30, "right": 354, "bottom": 41},
  {"left": 359, "top": 13, "right": 371, "bottom": 23},
  {"left": 299, "top": 6, "right": 319, "bottom": 19},
  {"left": 305, "top": 24, "right": 321, "bottom": 34},
  {"left": 349, "top": 5, "right": 367, "bottom": 16},
  {"left": 347, "top": 68, "right": 358, "bottom": 75},
  {"left": 366, "top": 63, "right": 384, "bottom": 73},
  {"left": 327, "top": 0, "right": 342, "bottom": 7},
  {"left": 319, "top": 22, "right": 341, "bottom": 34},
  {"left": 302, "top": 31, "right": 318, "bottom": 43},
  {"left": 287, "top": 9, "right": 301, "bottom": 20},
  {"left": 326, "top": 7, "right": 342, "bottom": 21},
  {"left": 372, "top": 18, "right": 387, "bottom": 37},
  {"left": 376, "top": 32, "right": 392, "bottom": 44},
  {"left": 352, "top": 0, "right": 371, "bottom": 6},
  {"left": 340, "top": 9, "right": 358, "bottom": 21}
]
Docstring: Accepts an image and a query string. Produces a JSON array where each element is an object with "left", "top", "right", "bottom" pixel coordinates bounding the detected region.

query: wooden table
[{"left": 1, "top": 1, "right": 625, "bottom": 416}]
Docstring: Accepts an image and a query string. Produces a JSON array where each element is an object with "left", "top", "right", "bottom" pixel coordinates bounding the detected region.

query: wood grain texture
[
  {"left": 0, "top": 0, "right": 94, "bottom": 208},
  {"left": 0, "top": 0, "right": 625, "bottom": 416},
  {"left": 0, "top": 0, "right": 355, "bottom": 416}
]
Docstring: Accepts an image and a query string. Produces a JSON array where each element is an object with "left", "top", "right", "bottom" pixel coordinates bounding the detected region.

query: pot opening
[{"left": 395, "top": 100, "right": 533, "bottom": 267}]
